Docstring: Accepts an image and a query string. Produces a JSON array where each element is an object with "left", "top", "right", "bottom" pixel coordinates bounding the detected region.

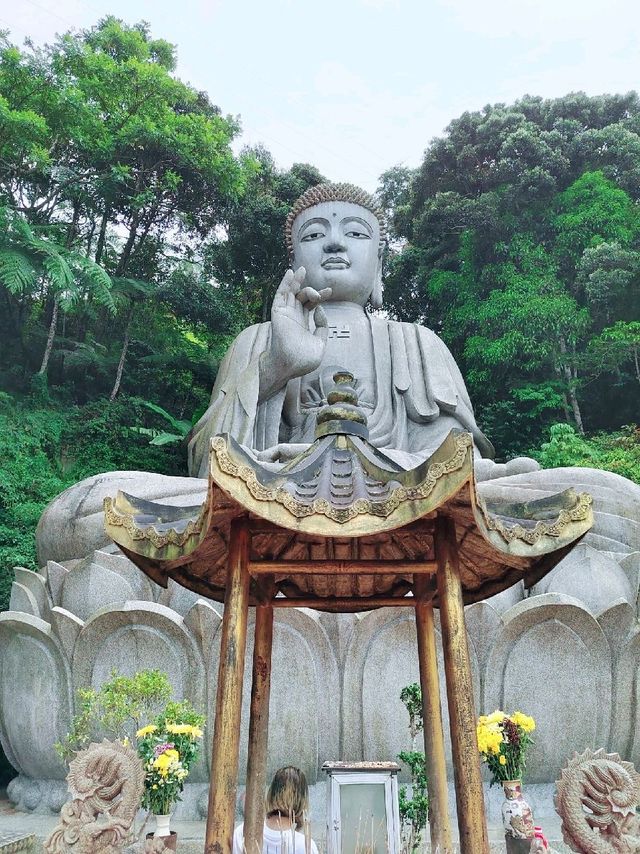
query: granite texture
[
  {"left": 5, "top": 186, "right": 640, "bottom": 825},
  {"left": 3, "top": 544, "right": 640, "bottom": 818}
]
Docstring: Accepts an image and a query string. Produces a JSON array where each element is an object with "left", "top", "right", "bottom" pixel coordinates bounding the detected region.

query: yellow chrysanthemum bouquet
[
  {"left": 136, "top": 701, "right": 205, "bottom": 815},
  {"left": 476, "top": 710, "right": 535, "bottom": 785}
]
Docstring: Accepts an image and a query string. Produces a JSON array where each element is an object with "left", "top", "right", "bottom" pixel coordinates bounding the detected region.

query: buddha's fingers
[
  {"left": 291, "top": 266, "right": 306, "bottom": 294},
  {"left": 297, "top": 286, "right": 323, "bottom": 307},
  {"left": 274, "top": 269, "right": 295, "bottom": 309},
  {"left": 314, "top": 305, "right": 328, "bottom": 340}
]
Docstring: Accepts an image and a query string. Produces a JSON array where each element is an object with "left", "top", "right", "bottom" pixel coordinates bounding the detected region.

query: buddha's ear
[{"left": 370, "top": 253, "right": 383, "bottom": 309}]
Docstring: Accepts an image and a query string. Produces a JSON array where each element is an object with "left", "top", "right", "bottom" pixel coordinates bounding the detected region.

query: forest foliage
[
  {"left": 381, "top": 93, "right": 639, "bottom": 456},
  {"left": 0, "top": 19, "right": 638, "bottom": 627},
  {"left": 0, "top": 18, "right": 325, "bottom": 613}
]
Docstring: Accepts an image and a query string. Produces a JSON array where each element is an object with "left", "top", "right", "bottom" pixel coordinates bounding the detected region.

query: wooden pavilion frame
[{"left": 105, "top": 422, "right": 592, "bottom": 854}]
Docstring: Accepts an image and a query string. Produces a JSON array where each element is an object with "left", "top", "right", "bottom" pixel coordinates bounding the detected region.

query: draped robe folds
[{"left": 188, "top": 315, "right": 494, "bottom": 478}]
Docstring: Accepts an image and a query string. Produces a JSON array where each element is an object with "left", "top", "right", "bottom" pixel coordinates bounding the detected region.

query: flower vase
[
  {"left": 153, "top": 814, "right": 172, "bottom": 837},
  {"left": 145, "top": 815, "right": 178, "bottom": 853},
  {"left": 501, "top": 780, "right": 535, "bottom": 853}
]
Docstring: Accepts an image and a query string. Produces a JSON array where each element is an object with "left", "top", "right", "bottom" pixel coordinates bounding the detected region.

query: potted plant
[
  {"left": 477, "top": 710, "right": 537, "bottom": 848},
  {"left": 137, "top": 701, "right": 205, "bottom": 849}
]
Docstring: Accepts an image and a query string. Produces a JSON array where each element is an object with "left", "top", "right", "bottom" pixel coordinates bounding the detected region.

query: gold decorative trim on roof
[
  {"left": 103, "top": 429, "right": 594, "bottom": 609},
  {"left": 208, "top": 431, "right": 472, "bottom": 531},
  {"left": 477, "top": 490, "right": 593, "bottom": 547},
  {"left": 104, "top": 493, "right": 208, "bottom": 551}
]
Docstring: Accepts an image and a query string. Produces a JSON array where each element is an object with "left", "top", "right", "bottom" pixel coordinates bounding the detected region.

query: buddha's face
[{"left": 291, "top": 201, "right": 382, "bottom": 305}]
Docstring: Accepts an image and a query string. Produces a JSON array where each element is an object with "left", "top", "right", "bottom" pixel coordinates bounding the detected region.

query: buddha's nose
[{"left": 323, "top": 235, "right": 346, "bottom": 253}]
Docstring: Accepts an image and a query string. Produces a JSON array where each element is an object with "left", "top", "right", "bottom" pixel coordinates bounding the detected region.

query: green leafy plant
[
  {"left": 532, "top": 422, "right": 640, "bottom": 484},
  {"left": 397, "top": 683, "right": 428, "bottom": 854},
  {"left": 55, "top": 669, "right": 174, "bottom": 760},
  {"left": 136, "top": 400, "right": 193, "bottom": 446}
]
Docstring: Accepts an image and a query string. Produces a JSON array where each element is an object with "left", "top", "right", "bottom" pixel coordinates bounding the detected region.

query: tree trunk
[
  {"left": 559, "top": 337, "right": 584, "bottom": 434},
  {"left": 66, "top": 201, "right": 81, "bottom": 249},
  {"left": 115, "top": 214, "right": 140, "bottom": 277},
  {"left": 109, "top": 307, "right": 133, "bottom": 401},
  {"left": 634, "top": 345, "right": 640, "bottom": 385},
  {"left": 85, "top": 218, "right": 96, "bottom": 255},
  {"left": 261, "top": 280, "right": 270, "bottom": 323},
  {"left": 95, "top": 208, "right": 110, "bottom": 265},
  {"left": 128, "top": 206, "right": 158, "bottom": 266},
  {"left": 38, "top": 297, "right": 59, "bottom": 376}
]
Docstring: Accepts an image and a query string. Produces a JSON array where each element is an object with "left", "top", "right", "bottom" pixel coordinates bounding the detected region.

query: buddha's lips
[{"left": 322, "top": 257, "right": 350, "bottom": 268}]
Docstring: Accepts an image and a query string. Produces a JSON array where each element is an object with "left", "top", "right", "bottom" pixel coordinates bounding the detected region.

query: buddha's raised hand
[{"left": 259, "top": 267, "right": 331, "bottom": 399}]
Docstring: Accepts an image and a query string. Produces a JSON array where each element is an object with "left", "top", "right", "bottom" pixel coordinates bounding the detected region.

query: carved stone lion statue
[
  {"left": 555, "top": 748, "right": 640, "bottom": 853},
  {"left": 44, "top": 740, "right": 145, "bottom": 854}
]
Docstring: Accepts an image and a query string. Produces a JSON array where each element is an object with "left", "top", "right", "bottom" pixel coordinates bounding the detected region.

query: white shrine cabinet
[{"left": 322, "top": 762, "right": 401, "bottom": 854}]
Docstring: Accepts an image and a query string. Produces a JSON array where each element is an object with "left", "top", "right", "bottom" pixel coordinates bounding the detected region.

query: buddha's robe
[{"left": 188, "top": 315, "right": 494, "bottom": 477}]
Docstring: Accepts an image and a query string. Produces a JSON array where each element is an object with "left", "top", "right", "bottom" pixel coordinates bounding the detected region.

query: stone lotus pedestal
[{"left": 5, "top": 385, "right": 640, "bottom": 841}]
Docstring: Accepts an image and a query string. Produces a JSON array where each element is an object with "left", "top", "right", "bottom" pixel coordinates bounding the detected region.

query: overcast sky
[{"left": 3, "top": 0, "right": 640, "bottom": 192}]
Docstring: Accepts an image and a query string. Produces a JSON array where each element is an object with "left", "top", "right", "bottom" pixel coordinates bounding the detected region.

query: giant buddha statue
[
  {"left": 188, "top": 183, "right": 495, "bottom": 475},
  {"left": 38, "top": 183, "right": 639, "bottom": 614},
  {"left": 7, "top": 183, "right": 639, "bottom": 818}
]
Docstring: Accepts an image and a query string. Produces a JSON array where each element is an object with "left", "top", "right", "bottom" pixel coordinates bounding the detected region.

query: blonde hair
[{"left": 265, "top": 766, "right": 309, "bottom": 829}]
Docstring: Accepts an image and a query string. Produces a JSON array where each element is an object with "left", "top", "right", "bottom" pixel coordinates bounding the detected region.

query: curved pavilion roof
[{"left": 104, "top": 428, "right": 592, "bottom": 612}]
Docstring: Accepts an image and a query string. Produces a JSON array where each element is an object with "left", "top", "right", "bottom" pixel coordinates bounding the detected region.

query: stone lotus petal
[
  {"left": 483, "top": 593, "right": 613, "bottom": 785},
  {"left": 531, "top": 542, "right": 635, "bottom": 613},
  {"left": 0, "top": 613, "right": 72, "bottom": 784}
]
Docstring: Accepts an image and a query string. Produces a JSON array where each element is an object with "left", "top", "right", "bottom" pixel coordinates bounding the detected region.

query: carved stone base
[{"left": 144, "top": 832, "right": 177, "bottom": 854}]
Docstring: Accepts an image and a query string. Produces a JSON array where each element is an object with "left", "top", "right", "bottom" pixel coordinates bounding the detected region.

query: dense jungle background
[{"left": 1, "top": 16, "right": 639, "bottom": 639}]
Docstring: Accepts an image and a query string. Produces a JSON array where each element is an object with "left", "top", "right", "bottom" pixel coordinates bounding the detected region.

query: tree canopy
[{"left": 381, "top": 93, "right": 640, "bottom": 455}]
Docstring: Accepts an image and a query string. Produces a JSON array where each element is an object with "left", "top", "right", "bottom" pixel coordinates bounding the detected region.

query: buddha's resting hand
[
  {"left": 259, "top": 267, "right": 331, "bottom": 400},
  {"left": 255, "top": 443, "right": 312, "bottom": 462}
]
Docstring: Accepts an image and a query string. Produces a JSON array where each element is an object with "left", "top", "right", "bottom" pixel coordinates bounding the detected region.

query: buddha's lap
[{"left": 36, "top": 462, "right": 639, "bottom": 594}]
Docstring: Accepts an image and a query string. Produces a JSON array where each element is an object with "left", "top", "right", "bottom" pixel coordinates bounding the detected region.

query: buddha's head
[{"left": 285, "top": 183, "right": 388, "bottom": 308}]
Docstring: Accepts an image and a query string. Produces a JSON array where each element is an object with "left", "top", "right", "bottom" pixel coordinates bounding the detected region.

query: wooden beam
[
  {"left": 244, "top": 581, "right": 275, "bottom": 854},
  {"left": 436, "top": 515, "right": 489, "bottom": 854},
  {"left": 249, "top": 560, "right": 436, "bottom": 575},
  {"left": 271, "top": 596, "right": 418, "bottom": 609},
  {"left": 205, "top": 517, "right": 251, "bottom": 854},
  {"left": 246, "top": 517, "right": 437, "bottom": 535},
  {"left": 415, "top": 577, "right": 453, "bottom": 853}
]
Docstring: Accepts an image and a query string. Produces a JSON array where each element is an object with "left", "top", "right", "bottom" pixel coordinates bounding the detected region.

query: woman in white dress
[{"left": 233, "top": 766, "right": 319, "bottom": 854}]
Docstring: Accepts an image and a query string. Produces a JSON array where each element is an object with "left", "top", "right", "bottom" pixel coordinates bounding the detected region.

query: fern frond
[
  {"left": 0, "top": 248, "right": 37, "bottom": 294},
  {"left": 43, "top": 252, "right": 75, "bottom": 293},
  {"left": 74, "top": 255, "right": 115, "bottom": 312}
]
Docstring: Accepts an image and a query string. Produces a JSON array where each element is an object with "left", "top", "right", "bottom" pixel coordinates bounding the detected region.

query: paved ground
[{"left": 0, "top": 789, "right": 572, "bottom": 853}]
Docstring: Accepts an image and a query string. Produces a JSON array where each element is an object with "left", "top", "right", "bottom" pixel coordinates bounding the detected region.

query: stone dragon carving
[
  {"left": 555, "top": 748, "right": 640, "bottom": 853},
  {"left": 44, "top": 740, "right": 145, "bottom": 854}
]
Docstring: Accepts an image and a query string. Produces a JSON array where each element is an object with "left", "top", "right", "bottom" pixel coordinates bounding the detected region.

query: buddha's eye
[
  {"left": 300, "top": 231, "right": 324, "bottom": 242},
  {"left": 345, "top": 230, "right": 371, "bottom": 239}
]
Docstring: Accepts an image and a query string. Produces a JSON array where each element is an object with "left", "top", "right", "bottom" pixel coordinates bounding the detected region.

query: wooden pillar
[
  {"left": 205, "top": 517, "right": 251, "bottom": 854},
  {"left": 435, "top": 514, "right": 489, "bottom": 854},
  {"left": 414, "top": 577, "right": 453, "bottom": 854},
  {"left": 243, "top": 582, "right": 275, "bottom": 854}
]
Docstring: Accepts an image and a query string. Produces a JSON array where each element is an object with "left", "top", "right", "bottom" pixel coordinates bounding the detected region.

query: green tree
[
  {"left": 205, "top": 147, "right": 325, "bottom": 324},
  {"left": 0, "top": 20, "right": 247, "bottom": 408},
  {"left": 385, "top": 94, "right": 640, "bottom": 454},
  {"left": 0, "top": 206, "right": 114, "bottom": 376}
]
